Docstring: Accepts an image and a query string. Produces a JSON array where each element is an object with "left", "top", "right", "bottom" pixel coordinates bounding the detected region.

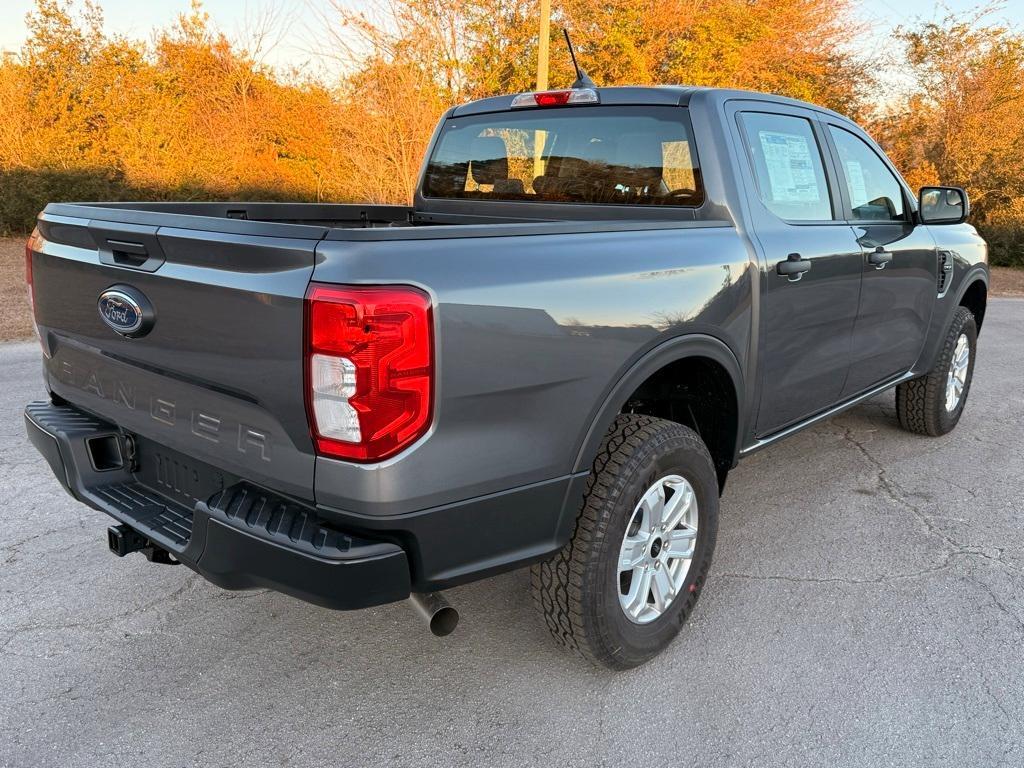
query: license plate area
[{"left": 131, "top": 436, "right": 234, "bottom": 510}]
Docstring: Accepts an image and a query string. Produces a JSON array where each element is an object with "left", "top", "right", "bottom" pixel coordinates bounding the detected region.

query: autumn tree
[
  {"left": 5, "top": 0, "right": 1024, "bottom": 265},
  {"left": 0, "top": 0, "right": 348, "bottom": 229},
  {"left": 319, "top": 0, "right": 465, "bottom": 202},
  {"left": 323, "top": 0, "right": 872, "bottom": 202},
  {"left": 660, "top": 0, "right": 869, "bottom": 115},
  {"left": 873, "top": 8, "right": 1024, "bottom": 265},
  {"left": 1, "top": 0, "right": 107, "bottom": 170}
]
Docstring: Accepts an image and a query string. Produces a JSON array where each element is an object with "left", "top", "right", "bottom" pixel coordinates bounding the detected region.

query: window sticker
[
  {"left": 758, "top": 131, "right": 821, "bottom": 204},
  {"left": 845, "top": 160, "right": 868, "bottom": 208}
]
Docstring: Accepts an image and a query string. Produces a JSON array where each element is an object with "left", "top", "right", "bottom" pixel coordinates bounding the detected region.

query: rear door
[
  {"left": 728, "top": 103, "right": 864, "bottom": 436},
  {"left": 31, "top": 210, "right": 320, "bottom": 500},
  {"left": 821, "top": 122, "right": 938, "bottom": 395}
]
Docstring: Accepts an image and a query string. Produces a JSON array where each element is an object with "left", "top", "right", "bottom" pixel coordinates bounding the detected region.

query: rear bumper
[{"left": 25, "top": 400, "right": 411, "bottom": 610}]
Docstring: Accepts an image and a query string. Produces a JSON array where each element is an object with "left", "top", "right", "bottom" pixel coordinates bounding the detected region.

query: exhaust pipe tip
[
  {"left": 409, "top": 591, "right": 459, "bottom": 637},
  {"left": 429, "top": 605, "right": 459, "bottom": 637}
]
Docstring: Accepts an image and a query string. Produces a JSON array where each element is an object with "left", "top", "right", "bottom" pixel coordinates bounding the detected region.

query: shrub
[
  {"left": 978, "top": 201, "right": 1024, "bottom": 268},
  {"left": 0, "top": 167, "right": 141, "bottom": 234},
  {"left": 0, "top": 167, "right": 321, "bottom": 235}
]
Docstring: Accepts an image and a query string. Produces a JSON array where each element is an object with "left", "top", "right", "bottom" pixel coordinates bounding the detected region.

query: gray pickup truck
[{"left": 24, "top": 85, "right": 987, "bottom": 669}]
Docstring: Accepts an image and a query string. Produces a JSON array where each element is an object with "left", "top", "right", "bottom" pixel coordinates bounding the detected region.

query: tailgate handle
[
  {"left": 107, "top": 239, "right": 149, "bottom": 266},
  {"left": 89, "top": 221, "right": 166, "bottom": 272}
]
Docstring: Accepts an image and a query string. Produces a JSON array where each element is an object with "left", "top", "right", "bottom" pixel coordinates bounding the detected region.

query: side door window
[
  {"left": 738, "top": 112, "right": 835, "bottom": 222},
  {"left": 828, "top": 126, "right": 907, "bottom": 222}
]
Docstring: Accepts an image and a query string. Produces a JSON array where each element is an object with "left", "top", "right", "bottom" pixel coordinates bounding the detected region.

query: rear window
[{"left": 422, "top": 105, "right": 704, "bottom": 207}]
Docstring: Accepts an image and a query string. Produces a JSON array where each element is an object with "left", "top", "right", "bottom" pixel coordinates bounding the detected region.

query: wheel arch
[
  {"left": 571, "top": 334, "right": 745, "bottom": 491},
  {"left": 957, "top": 272, "right": 988, "bottom": 333}
]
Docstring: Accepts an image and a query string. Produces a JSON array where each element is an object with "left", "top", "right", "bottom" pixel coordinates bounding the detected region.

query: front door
[
  {"left": 730, "top": 105, "right": 865, "bottom": 436},
  {"left": 822, "top": 122, "right": 939, "bottom": 395}
]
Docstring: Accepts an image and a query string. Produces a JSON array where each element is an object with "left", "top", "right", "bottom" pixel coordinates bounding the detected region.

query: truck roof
[{"left": 450, "top": 85, "right": 849, "bottom": 121}]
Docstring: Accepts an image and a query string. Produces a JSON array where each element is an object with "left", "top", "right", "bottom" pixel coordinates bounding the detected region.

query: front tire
[
  {"left": 896, "top": 306, "right": 977, "bottom": 436},
  {"left": 531, "top": 415, "right": 719, "bottom": 670}
]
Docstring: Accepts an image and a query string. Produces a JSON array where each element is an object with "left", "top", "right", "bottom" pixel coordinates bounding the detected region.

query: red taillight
[
  {"left": 535, "top": 90, "right": 572, "bottom": 106},
  {"left": 510, "top": 88, "right": 599, "bottom": 108},
  {"left": 305, "top": 283, "right": 433, "bottom": 462}
]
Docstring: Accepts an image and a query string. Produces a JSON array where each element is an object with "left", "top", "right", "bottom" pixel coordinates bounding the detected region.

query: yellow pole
[
  {"left": 537, "top": 0, "right": 550, "bottom": 91},
  {"left": 533, "top": 0, "right": 551, "bottom": 185}
]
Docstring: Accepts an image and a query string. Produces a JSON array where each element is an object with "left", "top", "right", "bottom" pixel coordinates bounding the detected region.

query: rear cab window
[
  {"left": 738, "top": 112, "right": 835, "bottom": 222},
  {"left": 422, "top": 106, "right": 704, "bottom": 208}
]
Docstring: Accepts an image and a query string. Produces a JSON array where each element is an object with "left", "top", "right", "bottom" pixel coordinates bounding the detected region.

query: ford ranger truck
[{"left": 23, "top": 86, "right": 988, "bottom": 669}]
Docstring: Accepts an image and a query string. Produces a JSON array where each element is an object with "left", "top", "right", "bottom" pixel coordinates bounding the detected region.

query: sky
[
  {"left": 1, "top": 0, "right": 1022, "bottom": 77},
  {"left": 0, "top": 0, "right": 337, "bottom": 73},
  {"left": 858, "top": 0, "right": 1023, "bottom": 44}
]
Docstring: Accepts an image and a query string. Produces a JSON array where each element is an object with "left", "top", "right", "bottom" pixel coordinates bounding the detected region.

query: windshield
[{"left": 422, "top": 105, "right": 703, "bottom": 207}]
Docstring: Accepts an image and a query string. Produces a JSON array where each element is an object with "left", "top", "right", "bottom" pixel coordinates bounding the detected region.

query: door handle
[
  {"left": 776, "top": 253, "right": 812, "bottom": 282},
  {"left": 868, "top": 247, "right": 894, "bottom": 270}
]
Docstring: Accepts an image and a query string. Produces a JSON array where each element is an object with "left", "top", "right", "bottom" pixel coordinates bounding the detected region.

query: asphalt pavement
[{"left": 2, "top": 300, "right": 1022, "bottom": 768}]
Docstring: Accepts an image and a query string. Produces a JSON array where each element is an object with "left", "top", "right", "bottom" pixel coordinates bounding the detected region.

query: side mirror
[{"left": 918, "top": 186, "right": 969, "bottom": 224}]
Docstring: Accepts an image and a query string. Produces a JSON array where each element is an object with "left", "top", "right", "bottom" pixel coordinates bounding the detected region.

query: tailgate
[{"left": 31, "top": 210, "right": 321, "bottom": 501}]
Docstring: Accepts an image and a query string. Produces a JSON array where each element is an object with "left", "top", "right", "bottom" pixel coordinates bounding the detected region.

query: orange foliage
[
  {"left": 1, "top": 1, "right": 348, "bottom": 209},
  {"left": 870, "top": 8, "right": 1024, "bottom": 264},
  {"left": 1, "top": 0, "right": 1023, "bottom": 265}
]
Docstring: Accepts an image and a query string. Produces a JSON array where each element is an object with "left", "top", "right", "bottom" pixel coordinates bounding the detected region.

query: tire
[
  {"left": 896, "top": 306, "right": 977, "bottom": 436},
  {"left": 531, "top": 414, "right": 719, "bottom": 670}
]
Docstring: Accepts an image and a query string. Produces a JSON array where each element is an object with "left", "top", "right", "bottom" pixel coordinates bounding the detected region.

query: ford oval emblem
[{"left": 97, "top": 286, "right": 154, "bottom": 338}]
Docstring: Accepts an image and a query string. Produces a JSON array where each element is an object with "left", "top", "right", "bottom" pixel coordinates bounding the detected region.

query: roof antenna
[{"left": 563, "top": 29, "right": 597, "bottom": 89}]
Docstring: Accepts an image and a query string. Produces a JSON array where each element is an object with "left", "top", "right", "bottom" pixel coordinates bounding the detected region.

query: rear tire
[
  {"left": 531, "top": 414, "right": 718, "bottom": 670},
  {"left": 896, "top": 306, "right": 977, "bottom": 436}
]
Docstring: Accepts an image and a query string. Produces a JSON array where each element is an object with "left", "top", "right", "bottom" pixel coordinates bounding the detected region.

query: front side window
[
  {"left": 739, "top": 112, "right": 834, "bottom": 222},
  {"left": 422, "top": 106, "right": 704, "bottom": 207},
  {"left": 828, "top": 126, "right": 907, "bottom": 222}
]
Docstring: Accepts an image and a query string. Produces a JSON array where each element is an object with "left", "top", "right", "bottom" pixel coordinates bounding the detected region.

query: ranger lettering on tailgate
[{"left": 53, "top": 357, "right": 271, "bottom": 462}]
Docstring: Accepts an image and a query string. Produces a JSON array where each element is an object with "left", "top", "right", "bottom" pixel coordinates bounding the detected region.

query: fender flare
[
  {"left": 908, "top": 264, "right": 988, "bottom": 378},
  {"left": 570, "top": 333, "right": 746, "bottom": 475},
  {"left": 954, "top": 266, "right": 989, "bottom": 298},
  {"left": 943, "top": 265, "right": 990, "bottom": 337},
  {"left": 953, "top": 267, "right": 989, "bottom": 304}
]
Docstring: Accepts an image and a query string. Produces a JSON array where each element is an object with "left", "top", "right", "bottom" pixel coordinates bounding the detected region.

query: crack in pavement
[
  {"left": 836, "top": 421, "right": 1024, "bottom": 576},
  {"left": 971, "top": 434, "right": 1020, "bottom": 452},
  {"left": 717, "top": 549, "right": 1024, "bottom": 593},
  {"left": 938, "top": 476, "right": 980, "bottom": 499},
  {"left": 952, "top": 636, "right": 1023, "bottom": 741},
  {"left": 716, "top": 562, "right": 952, "bottom": 587},
  {"left": 1, "top": 521, "right": 90, "bottom": 554},
  {"left": 966, "top": 571, "right": 1024, "bottom": 634},
  {"left": 835, "top": 421, "right": 964, "bottom": 552},
  {"left": 1, "top": 520, "right": 95, "bottom": 566},
  {"left": 0, "top": 576, "right": 200, "bottom": 655},
  {"left": 720, "top": 421, "right": 1024, "bottom": 638}
]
